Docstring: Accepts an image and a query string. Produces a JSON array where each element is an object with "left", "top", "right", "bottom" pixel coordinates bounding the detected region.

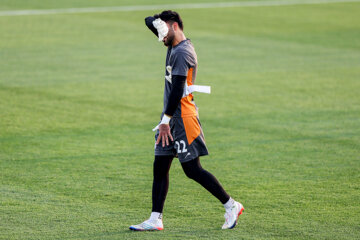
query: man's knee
[
  {"left": 181, "top": 157, "right": 202, "bottom": 180},
  {"left": 153, "top": 155, "right": 173, "bottom": 179},
  {"left": 183, "top": 167, "right": 196, "bottom": 179}
]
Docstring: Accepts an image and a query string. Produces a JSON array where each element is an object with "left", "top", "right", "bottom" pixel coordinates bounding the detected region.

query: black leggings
[{"left": 152, "top": 155, "right": 230, "bottom": 213}]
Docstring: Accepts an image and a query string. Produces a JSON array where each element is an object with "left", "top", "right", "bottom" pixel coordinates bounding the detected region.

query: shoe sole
[
  {"left": 228, "top": 205, "right": 244, "bottom": 229},
  {"left": 129, "top": 226, "right": 163, "bottom": 231}
]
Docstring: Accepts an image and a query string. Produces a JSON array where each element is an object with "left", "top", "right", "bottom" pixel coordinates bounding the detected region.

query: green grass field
[{"left": 1, "top": 0, "right": 359, "bottom": 239}]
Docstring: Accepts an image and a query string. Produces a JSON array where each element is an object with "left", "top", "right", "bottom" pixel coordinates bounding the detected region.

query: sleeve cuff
[{"left": 160, "top": 114, "right": 171, "bottom": 125}]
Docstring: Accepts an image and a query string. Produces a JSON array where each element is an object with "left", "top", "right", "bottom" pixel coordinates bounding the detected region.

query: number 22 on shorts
[{"left": 175, "top": 140, "right": 187, "bottom": 153}]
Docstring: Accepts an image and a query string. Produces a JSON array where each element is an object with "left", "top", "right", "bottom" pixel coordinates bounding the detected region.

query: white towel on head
[{"left": 152, "top": 18, "right": 168, "bottom": 41}]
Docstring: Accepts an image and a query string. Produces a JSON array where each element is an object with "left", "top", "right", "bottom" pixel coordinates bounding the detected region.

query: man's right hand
[{"left": 156, "top": 124, "right": 174, "bottom": 147}]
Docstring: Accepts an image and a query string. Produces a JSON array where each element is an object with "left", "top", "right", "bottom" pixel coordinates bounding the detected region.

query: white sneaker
[
  {"left": 129, "top": 219, "right": 164, "bottom": 231},
  {"left": 222, "top": 201, "right": 244, "bottom": 229}
]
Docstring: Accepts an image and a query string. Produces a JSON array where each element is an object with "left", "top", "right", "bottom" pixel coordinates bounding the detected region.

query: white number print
[{"left": 175, "top": 140, "right": 188, "bottom": 154}]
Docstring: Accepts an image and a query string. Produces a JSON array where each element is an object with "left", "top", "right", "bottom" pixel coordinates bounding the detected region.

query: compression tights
[{"left": 152, "top": 155, "right": 230, "bottom": 213}]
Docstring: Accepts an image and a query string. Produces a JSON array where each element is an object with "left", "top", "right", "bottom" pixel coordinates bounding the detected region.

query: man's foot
[
  {"left": 222, "top": 201, "right": 244, "bottom": 229},
  {"left": 129, "top": 219, "right": 164, "bottom": 231}
]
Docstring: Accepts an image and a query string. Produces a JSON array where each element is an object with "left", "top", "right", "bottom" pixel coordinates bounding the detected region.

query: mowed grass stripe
[{"left": 1, "top": 0, "right": 360, "bottom": 16}]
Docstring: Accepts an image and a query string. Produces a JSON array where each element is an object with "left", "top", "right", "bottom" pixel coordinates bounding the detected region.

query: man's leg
[
  {"left": 181, "top": 157, "right": 230, "bottom": 204},
  {"left": 129, "top": 155, "right": 173, "bottom": 231},
  {"left": 152, "top": 155, "right": 174, "bottom": 213},
  {"left": 181, "top": 157, "right": 244, "bottom": 229}
]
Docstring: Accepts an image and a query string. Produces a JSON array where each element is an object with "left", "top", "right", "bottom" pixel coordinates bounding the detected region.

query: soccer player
[{"left": 129, "top": 10, "right": 244, "bottom": 231}]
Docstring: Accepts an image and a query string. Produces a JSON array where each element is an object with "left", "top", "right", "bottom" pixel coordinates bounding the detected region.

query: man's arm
[
  {"left": 164, "top": 75, "right": 187, "bottom": 117},
  {"left": 145, "top": 16, "right": 158, "bottom": 38},
  {"left": 155, "top": 75, "right": 186, "bottom": 147}
]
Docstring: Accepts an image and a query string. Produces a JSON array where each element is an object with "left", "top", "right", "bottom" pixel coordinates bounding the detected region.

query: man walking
[{"left": 129, "top": 10, "right": 244, "bottom": 231}]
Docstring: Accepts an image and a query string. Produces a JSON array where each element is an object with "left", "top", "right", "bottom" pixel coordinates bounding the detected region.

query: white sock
[
  {"left": 149, "top": 212, "right": 162, "bottom": 221},
  {"left": 223, "top": 197, "right": 235, "bottom": 211}
]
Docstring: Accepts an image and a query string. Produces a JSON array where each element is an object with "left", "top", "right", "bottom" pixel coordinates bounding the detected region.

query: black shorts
[{"left": 154, "top": 116, "right": 209, "bottom": 163}]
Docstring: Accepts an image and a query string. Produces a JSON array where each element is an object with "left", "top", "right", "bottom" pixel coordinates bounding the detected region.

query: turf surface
[{"left": 1, "top": 1, "right": 359, "bottom": 239}]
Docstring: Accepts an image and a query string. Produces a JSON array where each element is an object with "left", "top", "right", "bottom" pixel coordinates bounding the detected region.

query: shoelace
[
  {"left": 224, "top": 211, "right": 232, "bottom": 224},
  {"left": 224, "top": 205, "right": 237, "bottom": 224}
]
